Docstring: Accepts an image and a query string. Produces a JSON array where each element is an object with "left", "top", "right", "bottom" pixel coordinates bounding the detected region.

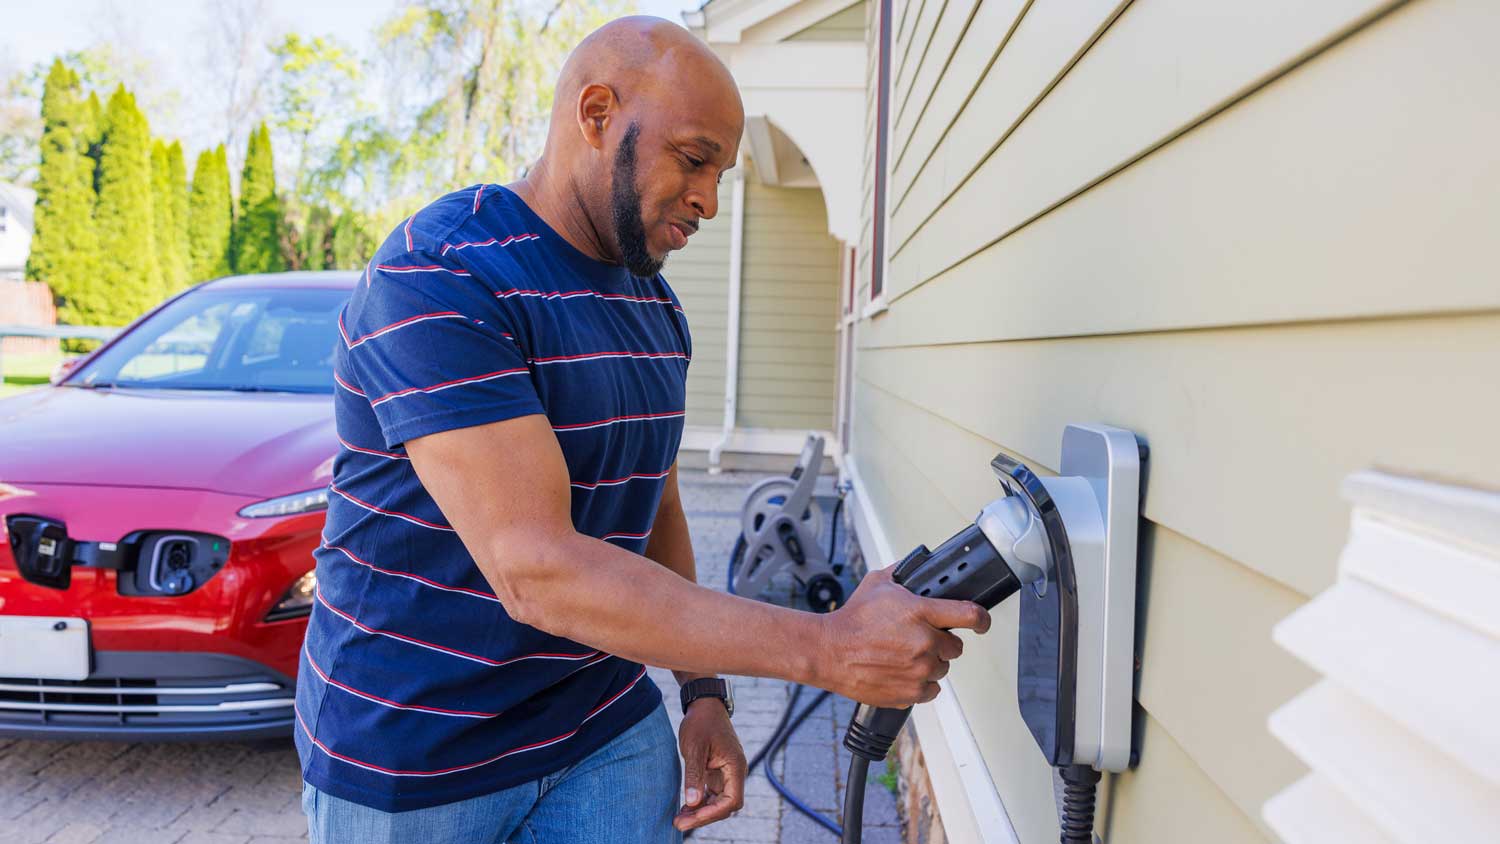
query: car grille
[{"left": 0, "top": 653, "right": 293, "bottom": 732}]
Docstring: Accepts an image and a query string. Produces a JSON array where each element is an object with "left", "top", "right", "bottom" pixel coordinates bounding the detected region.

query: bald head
[
  {"left": 550, "top": 16, "right": 741, "bottom": 143},
  {"left": 522, "top": 16, "right": 743, "bottom": 277}
]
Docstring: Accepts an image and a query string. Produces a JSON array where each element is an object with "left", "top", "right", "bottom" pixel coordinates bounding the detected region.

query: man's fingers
[
  {"left": 674, "top": 791, "right": 737, "bottom": 830},
  {"left": 919, "top": 681, "right": 942, "bottom": 704},
  {"left": 915, "top": 597, "right": 991, "bottom": 633},
  {"left": 935, "top": 630, "right": 964, "bottom": 661},
  {"left": 680, "top": 739, "right": 706, "bottom": 808}
]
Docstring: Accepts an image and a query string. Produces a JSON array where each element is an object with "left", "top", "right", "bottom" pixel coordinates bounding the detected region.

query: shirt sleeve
[{"left": 341, "top": 258, "right": 543, "bottom": 450}]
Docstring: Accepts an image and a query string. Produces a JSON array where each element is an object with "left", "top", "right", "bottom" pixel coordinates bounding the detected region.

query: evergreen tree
[
  {"left": 167, "top": 141, "right": 190, "bottom": 289},
  {"left": 231, "top": 123, "right": 286, "bottom": 274},
  {"left": 26, "top": 60, "right": 99, "bottom": 322},
  {"left": 187, "top": 145, "right": 233, "bottom": 281},
  {"left": 92, "top": 85, "right": 163, "bottom": 326},
  {"left": 150, "top": 140, "right": 189, "bottom": 293}
]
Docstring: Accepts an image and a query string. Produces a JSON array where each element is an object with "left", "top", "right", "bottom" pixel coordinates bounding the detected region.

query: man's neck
[{"left": 509, "top": 158, "right": 617, "bottom": 265}]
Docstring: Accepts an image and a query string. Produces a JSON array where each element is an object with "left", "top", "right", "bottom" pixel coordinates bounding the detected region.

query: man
[{"left": 297, "top": 16, "right": 990, "bottom": 843}]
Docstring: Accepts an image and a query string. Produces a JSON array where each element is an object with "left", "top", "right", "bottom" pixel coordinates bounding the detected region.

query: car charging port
[
  {"left": 120, "top": 532, "right": 231, "bottom": 597},
  {"left": 5, "top": 515, "right": 230, "bottom": 597}
]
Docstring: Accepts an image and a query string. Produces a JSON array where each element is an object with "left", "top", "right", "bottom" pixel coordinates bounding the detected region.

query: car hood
[{"left": 0, "top": 387, "right": 337, "bottom": 498}]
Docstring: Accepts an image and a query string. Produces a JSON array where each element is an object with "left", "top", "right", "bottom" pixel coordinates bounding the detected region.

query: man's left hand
[{"left": 674, "top": 698, "right": 747, "bottom": 831}]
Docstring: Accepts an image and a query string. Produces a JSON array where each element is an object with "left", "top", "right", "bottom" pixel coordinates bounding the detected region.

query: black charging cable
[{"left": 1058, "top": 765, "right": 1100, "bottom": 843}]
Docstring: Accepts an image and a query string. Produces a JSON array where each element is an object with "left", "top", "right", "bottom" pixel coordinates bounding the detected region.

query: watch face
[{"left": 723, "top": 679, "right": 734, "bottom": 717}]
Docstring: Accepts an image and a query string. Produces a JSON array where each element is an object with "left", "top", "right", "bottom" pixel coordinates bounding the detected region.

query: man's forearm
[
  {"left": 484, "top": 528, "right": 825, "bottom": 687},
  {"left": 640, "top": 470, "right": 718, "bottom": 687}
]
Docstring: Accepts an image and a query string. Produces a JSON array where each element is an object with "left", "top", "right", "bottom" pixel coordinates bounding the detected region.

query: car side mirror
[{"left": 49, "top": 357, "right": 82, "bottom": 385}]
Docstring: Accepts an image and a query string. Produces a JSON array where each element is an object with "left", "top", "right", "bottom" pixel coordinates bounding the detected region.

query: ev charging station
[
  {"left": 733, "top": 423, "right": 1145, "bottom": 844},
  {"left": 840, "top": 423, "right": 1143, "bottom": 843}
]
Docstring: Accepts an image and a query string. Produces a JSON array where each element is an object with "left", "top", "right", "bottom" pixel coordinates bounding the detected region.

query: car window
[
  {"left": 116, "top": 302, "right": 233, "bottom": 381},
  {"left": 70, "top": 287, "right": 350, "bottom": 394}
]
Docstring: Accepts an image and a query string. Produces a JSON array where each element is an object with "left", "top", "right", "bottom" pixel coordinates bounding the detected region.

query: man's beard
[{"left": 610, "top": 122, "right": 664, "bottom": 279}]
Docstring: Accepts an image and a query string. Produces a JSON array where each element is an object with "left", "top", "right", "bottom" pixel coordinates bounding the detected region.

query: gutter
[{"left": 708, "top": 148, "right": 747, "bottom": 474}]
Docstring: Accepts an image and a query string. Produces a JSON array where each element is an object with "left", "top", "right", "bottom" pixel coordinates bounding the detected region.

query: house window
[{"left": 870, "top": 0, "right": 893, "bottom": 302}]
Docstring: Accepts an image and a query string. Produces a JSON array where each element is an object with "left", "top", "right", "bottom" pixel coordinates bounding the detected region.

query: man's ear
[{"left": 576, "top": 83, "right": 616, "bottom": 151}]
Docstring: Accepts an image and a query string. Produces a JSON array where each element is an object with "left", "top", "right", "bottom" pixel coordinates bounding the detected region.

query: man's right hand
[{"left": 814, "top": 567, "right": 992, "bottom": 708}]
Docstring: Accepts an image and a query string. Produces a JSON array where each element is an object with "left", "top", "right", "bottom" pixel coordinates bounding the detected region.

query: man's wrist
[
  {"left": 680, "top": 676, "right": 733, "bottom": 717},
  {"left": 685, "top": 696, "right": 730, "bottom": 717}
]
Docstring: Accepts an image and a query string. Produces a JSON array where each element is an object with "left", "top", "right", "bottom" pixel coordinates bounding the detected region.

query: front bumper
[{"left": 0, "top": 650, "right": 295, "bottom": 741}]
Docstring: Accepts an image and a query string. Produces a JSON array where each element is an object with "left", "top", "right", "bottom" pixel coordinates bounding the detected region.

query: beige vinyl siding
[
  {"left": 854, "top": 0, "right": 1500, "bottom": 841},
  {"left": 665, "top": 180, "right": 733, "bottom": 428},
  {"left": 787, "top": 1, "right": 867, "bottom": 41},
  {"left": 737, "top": 162, "right": 841, "bottom": 431}
]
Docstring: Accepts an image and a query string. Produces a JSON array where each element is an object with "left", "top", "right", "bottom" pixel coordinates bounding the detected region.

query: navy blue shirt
[{"left": 295, "top": 185, "right": 690, "bottom": 811}]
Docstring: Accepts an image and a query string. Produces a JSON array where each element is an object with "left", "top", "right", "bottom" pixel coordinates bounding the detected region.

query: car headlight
[
  {"left": 238, "top": 487, "right": 329, "bottom": 518},
  {"left": 266, "top": 570, "right": 316, "bottom": 621}
]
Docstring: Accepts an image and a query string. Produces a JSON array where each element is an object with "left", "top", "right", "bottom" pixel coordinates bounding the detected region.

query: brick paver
[{"left": 0, "top": 470, "right": 902, "bottom": 843}]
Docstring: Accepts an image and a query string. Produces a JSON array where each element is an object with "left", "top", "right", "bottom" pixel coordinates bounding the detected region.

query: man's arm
[
  {"left": 640, "top": 463, "right": 715, "bottom": 688},
  {"left": 404, "top": 414, "right": 990, "bottom": 708}
]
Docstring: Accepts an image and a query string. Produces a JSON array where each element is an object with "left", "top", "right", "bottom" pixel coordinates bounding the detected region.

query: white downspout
[{"left": 708, "top": 148, "right": 747, "bottom": 474}]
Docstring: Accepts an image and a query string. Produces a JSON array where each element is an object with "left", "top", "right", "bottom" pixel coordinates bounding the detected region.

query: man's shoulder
[{"left": 373, "top": 185, "right": 492, "bottom": 262}]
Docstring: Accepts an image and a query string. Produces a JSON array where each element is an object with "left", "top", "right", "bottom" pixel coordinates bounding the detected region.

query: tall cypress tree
[
  {"left": 231, "top": 124, "right": 287, "bottom": 274},
  {"left": 150, "top": 140, "right": 188, "bottom": 293},
  {"left": 187, "top": 145, "right": 233, "bottom": 281},
  {"left": 92, "top": 85, "right": 163, "bottom": 325},
  {"left": 26, "top": 60, "right": 99, "bottom": 321},
  {"left": 166, "top": 141, "right": 191, "bottom": 290}
]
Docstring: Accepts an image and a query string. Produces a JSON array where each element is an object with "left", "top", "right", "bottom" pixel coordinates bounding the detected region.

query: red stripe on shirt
[
  {"left": 304, "top": 648, "right": 500, "bottom": 718},
  {"left": 295, "top": 666, "right": 645, "bottom": 777},
  {"left": 330, "top": 484, "right": 454, "bottom": 531},
  {"left": 551, "top": 410, "right": 684, "bottom": 432},
  {"left": 367, "top": 367, "right": 531, "bottom": 408},
  {"left": 323, "top": 541, "right": 493, "bottom": 601},
  {"left": 345, "top": 311, "right": 464, "bottom": 348}
]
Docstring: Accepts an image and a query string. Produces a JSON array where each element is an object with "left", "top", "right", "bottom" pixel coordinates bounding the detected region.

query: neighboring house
[
  {"left": 0, "top": 182, "right": 35, "bottom": 283},
  {"left": 687, "top": 1, "right": 1500, "bottom": 842}
]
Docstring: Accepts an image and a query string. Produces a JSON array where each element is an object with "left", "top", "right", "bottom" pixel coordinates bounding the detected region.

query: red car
[{"left": 0, "top": 271, "right": 355, "bottom": 740}]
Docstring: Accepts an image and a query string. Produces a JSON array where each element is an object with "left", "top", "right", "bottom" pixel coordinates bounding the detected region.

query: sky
[
  {"left": 0, "top": 0, "right": 701, "bottom": 180},
  {"left": 1, "top": 0, "right": 700, "bottom": 74}
]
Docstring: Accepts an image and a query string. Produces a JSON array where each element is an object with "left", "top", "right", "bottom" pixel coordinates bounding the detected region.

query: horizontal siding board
[
  {"left": 890, "top": 0, "right": 979, "bottom": 159},
  {"left": 1106, "top": 714, "right": 1272, "bottom": 844},
  {"left": 671, "top": 179, "right": 733, "bottom": 438},
  {"left": 890, "top": 0, "right": 949, "bottom": 122},
  {"left": 856, "top": 312, "right": 1500, "bottom": 598},
  {"left": 739, "top": 175, "right": 839, "bottom": 431},
  {"left": 869, "top": 0, "right": 1500, "bottom": 348},
  {"left": 888, "top": 0, "right": 1421, "bottom": 305},
  {"left": 888, "top": 0, "right": 1029, "bottom": 176},
  {"left": 889, "top": 0, "right": 1124, "bottom": 223},
  {"left": 857, "top": 377, "right": 1313, "bottom": 828}
]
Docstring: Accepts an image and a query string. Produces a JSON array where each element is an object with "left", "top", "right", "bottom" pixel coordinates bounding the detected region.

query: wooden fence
[{"left": 0, "top": 280, "right": 56, "bottom": 355}]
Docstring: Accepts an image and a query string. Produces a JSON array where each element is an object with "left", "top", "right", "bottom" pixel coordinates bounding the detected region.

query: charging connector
[{"left": 839, "top": 424, "right": 1143, "bottom": 844}]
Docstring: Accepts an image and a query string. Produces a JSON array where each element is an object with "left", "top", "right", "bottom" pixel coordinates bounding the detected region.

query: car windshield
[{"left": 67, "top": 287, "right": 350, "bottom": 394}]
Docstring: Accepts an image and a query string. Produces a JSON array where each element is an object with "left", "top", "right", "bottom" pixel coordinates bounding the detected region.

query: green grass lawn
[{"left": 0, "top": 350, "right": 67, "bottom": 398}]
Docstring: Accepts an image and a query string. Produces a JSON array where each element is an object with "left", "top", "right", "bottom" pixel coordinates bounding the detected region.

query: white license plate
[{"left": 0, "top": 616, "right": 90, "bottom": 680}]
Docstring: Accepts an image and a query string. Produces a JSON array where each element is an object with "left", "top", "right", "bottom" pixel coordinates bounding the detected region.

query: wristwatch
[{"left": 680, "top": 677, "right": 734, "bottom": 717}]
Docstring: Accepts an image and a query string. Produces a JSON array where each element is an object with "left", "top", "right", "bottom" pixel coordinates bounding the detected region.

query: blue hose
[{"left": 762, "top": 687, "right": 843, "bottom": 837}]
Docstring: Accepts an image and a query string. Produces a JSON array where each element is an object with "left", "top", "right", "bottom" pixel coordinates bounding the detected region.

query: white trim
[
  {"left": 1265, "top": 471, "right": 1500, "bottom": 842},
  {"left": 685, "top": 426, "right": 842, "bottom": 464},
  {"left": 861, "top": 293, "right": 889, "bottom": 319},
  {"left": 709, "top": 152, "right": 749, "bottom": 473},
  {"left": 842, "top": 455, "right": 1020, "bottom": 844}
]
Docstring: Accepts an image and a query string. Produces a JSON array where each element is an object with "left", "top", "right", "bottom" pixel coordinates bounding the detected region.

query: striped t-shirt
[{"left": 295, "top": 185, "right": 690, "bottom": 811}]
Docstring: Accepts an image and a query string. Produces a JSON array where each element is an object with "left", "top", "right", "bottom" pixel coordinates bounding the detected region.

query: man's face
[{"left": 607, "top": 101, "right": 740, "bottom": 278}]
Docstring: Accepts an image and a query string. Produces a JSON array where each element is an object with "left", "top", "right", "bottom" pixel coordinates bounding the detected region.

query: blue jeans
[{"left": 303, "top": 705, "right": 683, "bottom": 844}]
